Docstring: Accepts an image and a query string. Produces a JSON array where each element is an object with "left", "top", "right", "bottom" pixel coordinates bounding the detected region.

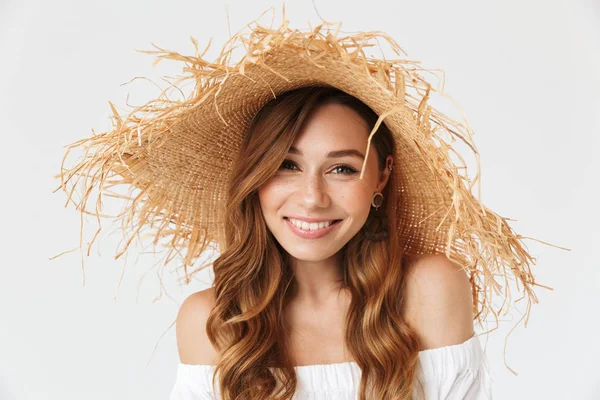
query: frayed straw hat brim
[
  {"left": 116, "top": 45, "right": 453, "bottom": 254},
  {"left": 53, "top": 6, "right": 563, "bottom": 373}
]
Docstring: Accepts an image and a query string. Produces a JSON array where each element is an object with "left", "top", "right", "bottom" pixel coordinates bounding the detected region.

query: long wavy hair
[{"left": 206, "top": 85, "right": 424, "bottom": 400}]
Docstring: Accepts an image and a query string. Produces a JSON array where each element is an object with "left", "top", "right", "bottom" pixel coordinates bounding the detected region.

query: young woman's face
[{"left": 258, "top": 102, "right": 392, "bottom": 262}]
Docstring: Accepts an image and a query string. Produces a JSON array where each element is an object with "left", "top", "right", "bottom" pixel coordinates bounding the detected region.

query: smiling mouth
[{"left": 283, "top": 217, "right": 342, "bottom": 229}]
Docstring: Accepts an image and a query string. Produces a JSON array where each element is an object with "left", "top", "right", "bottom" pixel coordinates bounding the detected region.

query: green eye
[
  {"left": 279, "top": 160, "right": 299, "bottom": 171},
  {"left": 331, "top": 165, "right": 358, "bottom": 175},
  {"left": 279, "top": 160, "right": 358, "bottom": 175}
]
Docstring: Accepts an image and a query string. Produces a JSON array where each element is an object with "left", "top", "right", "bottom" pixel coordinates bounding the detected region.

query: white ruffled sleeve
[
  {"left": 416, "top": 334, "right": 493, "bottom": 399},
  {"left": 169, "top": 364, "right": 216, "bottom": 400},
  {"left": 169, "top": 334, "right": 492, "bottom": 400}
]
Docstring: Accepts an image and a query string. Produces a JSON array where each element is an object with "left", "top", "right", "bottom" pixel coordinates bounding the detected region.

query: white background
[{"left": 1, "top": 0, "right": 598, "bottom": 398}]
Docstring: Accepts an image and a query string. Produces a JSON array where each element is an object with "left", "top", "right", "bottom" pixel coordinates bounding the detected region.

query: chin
[
  {"left": 279, "top": 241, "right": 346, "bottom": 262},
  {"left": 284, "top": 251, "right": 336, "bottom": 263}
]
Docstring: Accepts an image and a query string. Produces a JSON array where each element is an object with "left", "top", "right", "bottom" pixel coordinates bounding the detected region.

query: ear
[{"left": 375, "top": 155, "right": 394, "bottom": 193}]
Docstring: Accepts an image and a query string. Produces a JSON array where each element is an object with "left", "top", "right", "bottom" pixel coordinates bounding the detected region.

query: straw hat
[{"left": 53, "top": 6, "right": 558, "bottom": 370}]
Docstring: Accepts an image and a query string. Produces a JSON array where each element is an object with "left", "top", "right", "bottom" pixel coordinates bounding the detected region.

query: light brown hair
[{"left": 206, "top": 85, "right": 424, "bottom": 399}]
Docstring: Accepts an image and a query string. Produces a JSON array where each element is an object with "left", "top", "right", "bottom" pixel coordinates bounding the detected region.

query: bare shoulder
[
  {"left": 175, "top": 286, "right": 218, "bottom": 365},
  {"left": 402, "top": 254, "right": 475, "bottom": 350}
]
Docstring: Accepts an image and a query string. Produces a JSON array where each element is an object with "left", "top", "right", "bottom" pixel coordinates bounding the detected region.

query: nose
[{"left": 299, "top": 173, "right": 330, "bottom": 208}]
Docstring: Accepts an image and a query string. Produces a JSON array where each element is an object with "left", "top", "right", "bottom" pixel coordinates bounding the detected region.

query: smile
[{"left": 284, "top": 217, "right": 342, "bottom": 239}]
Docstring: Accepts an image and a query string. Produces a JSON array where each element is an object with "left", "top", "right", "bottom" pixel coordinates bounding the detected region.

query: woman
[
  {"left": 54, "top": 7, "right": 548, "bottom": 400},
  {"left": 171, "top": 86, "right": 490, "bottom": 399}
]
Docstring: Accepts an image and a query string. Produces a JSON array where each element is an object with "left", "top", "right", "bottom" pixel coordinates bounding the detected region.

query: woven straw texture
[{"left": 53, "top": 6, "right": 559, "bottom": 372}]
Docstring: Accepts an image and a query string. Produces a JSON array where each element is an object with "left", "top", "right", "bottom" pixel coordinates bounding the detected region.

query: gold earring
[
  {"left": 371, "top": 192, "right": 384, "bottom": 210},
  {"left": 363, "top": 192, "right": 389, "bottom": 241}
]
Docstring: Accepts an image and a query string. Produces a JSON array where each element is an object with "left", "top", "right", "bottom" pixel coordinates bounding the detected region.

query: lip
[
  {"left": 284, "top": 218, "right": 342, "bottom": 239},
  {"left": 285, "top": 215, "right": 338, "bottom": 223}
]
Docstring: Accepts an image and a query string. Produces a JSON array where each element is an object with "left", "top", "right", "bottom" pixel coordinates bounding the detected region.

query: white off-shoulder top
[{"left": 169, "top": 334, "right": 492, "bottom": 399}]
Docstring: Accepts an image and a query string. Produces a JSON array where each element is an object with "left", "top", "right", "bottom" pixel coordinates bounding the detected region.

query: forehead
[{"left": 292, "top": 103, "right": 370, "bottom": 152}]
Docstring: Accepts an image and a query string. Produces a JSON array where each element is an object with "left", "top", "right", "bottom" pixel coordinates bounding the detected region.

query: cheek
[
  {"left": 259, "top": 179, "right": 375, "bottom": 214},
  {"left": 258, "top": 181, "right": 288, "bottom": 210},
  {"left": 335, "top": 184, "right": 374, "bottom": 214}
]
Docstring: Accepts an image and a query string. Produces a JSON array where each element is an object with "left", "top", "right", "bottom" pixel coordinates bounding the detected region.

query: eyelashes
[{"left": 279, "top": 160, "right": 358, "bottom": 175}]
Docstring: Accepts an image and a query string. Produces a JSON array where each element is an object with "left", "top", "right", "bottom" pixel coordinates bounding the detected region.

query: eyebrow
[{"left": 288, "top": 146, "right": 365, "bottom": 160}]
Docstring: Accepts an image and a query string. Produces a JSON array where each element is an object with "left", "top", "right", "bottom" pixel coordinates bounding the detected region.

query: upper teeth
[{"left": 288, "top": 218, "right": 336, "bottom": 231}]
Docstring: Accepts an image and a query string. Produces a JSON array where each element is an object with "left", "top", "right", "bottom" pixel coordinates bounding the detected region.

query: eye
[
  {"left": 279, "top": 160, "right": 299, "bottom": 171},
  {"left": 279, "top": 160, "right": 358, "bottom": 175},
  {"left": 331, "top": 165, "right": 358, "bottom": 175}
]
